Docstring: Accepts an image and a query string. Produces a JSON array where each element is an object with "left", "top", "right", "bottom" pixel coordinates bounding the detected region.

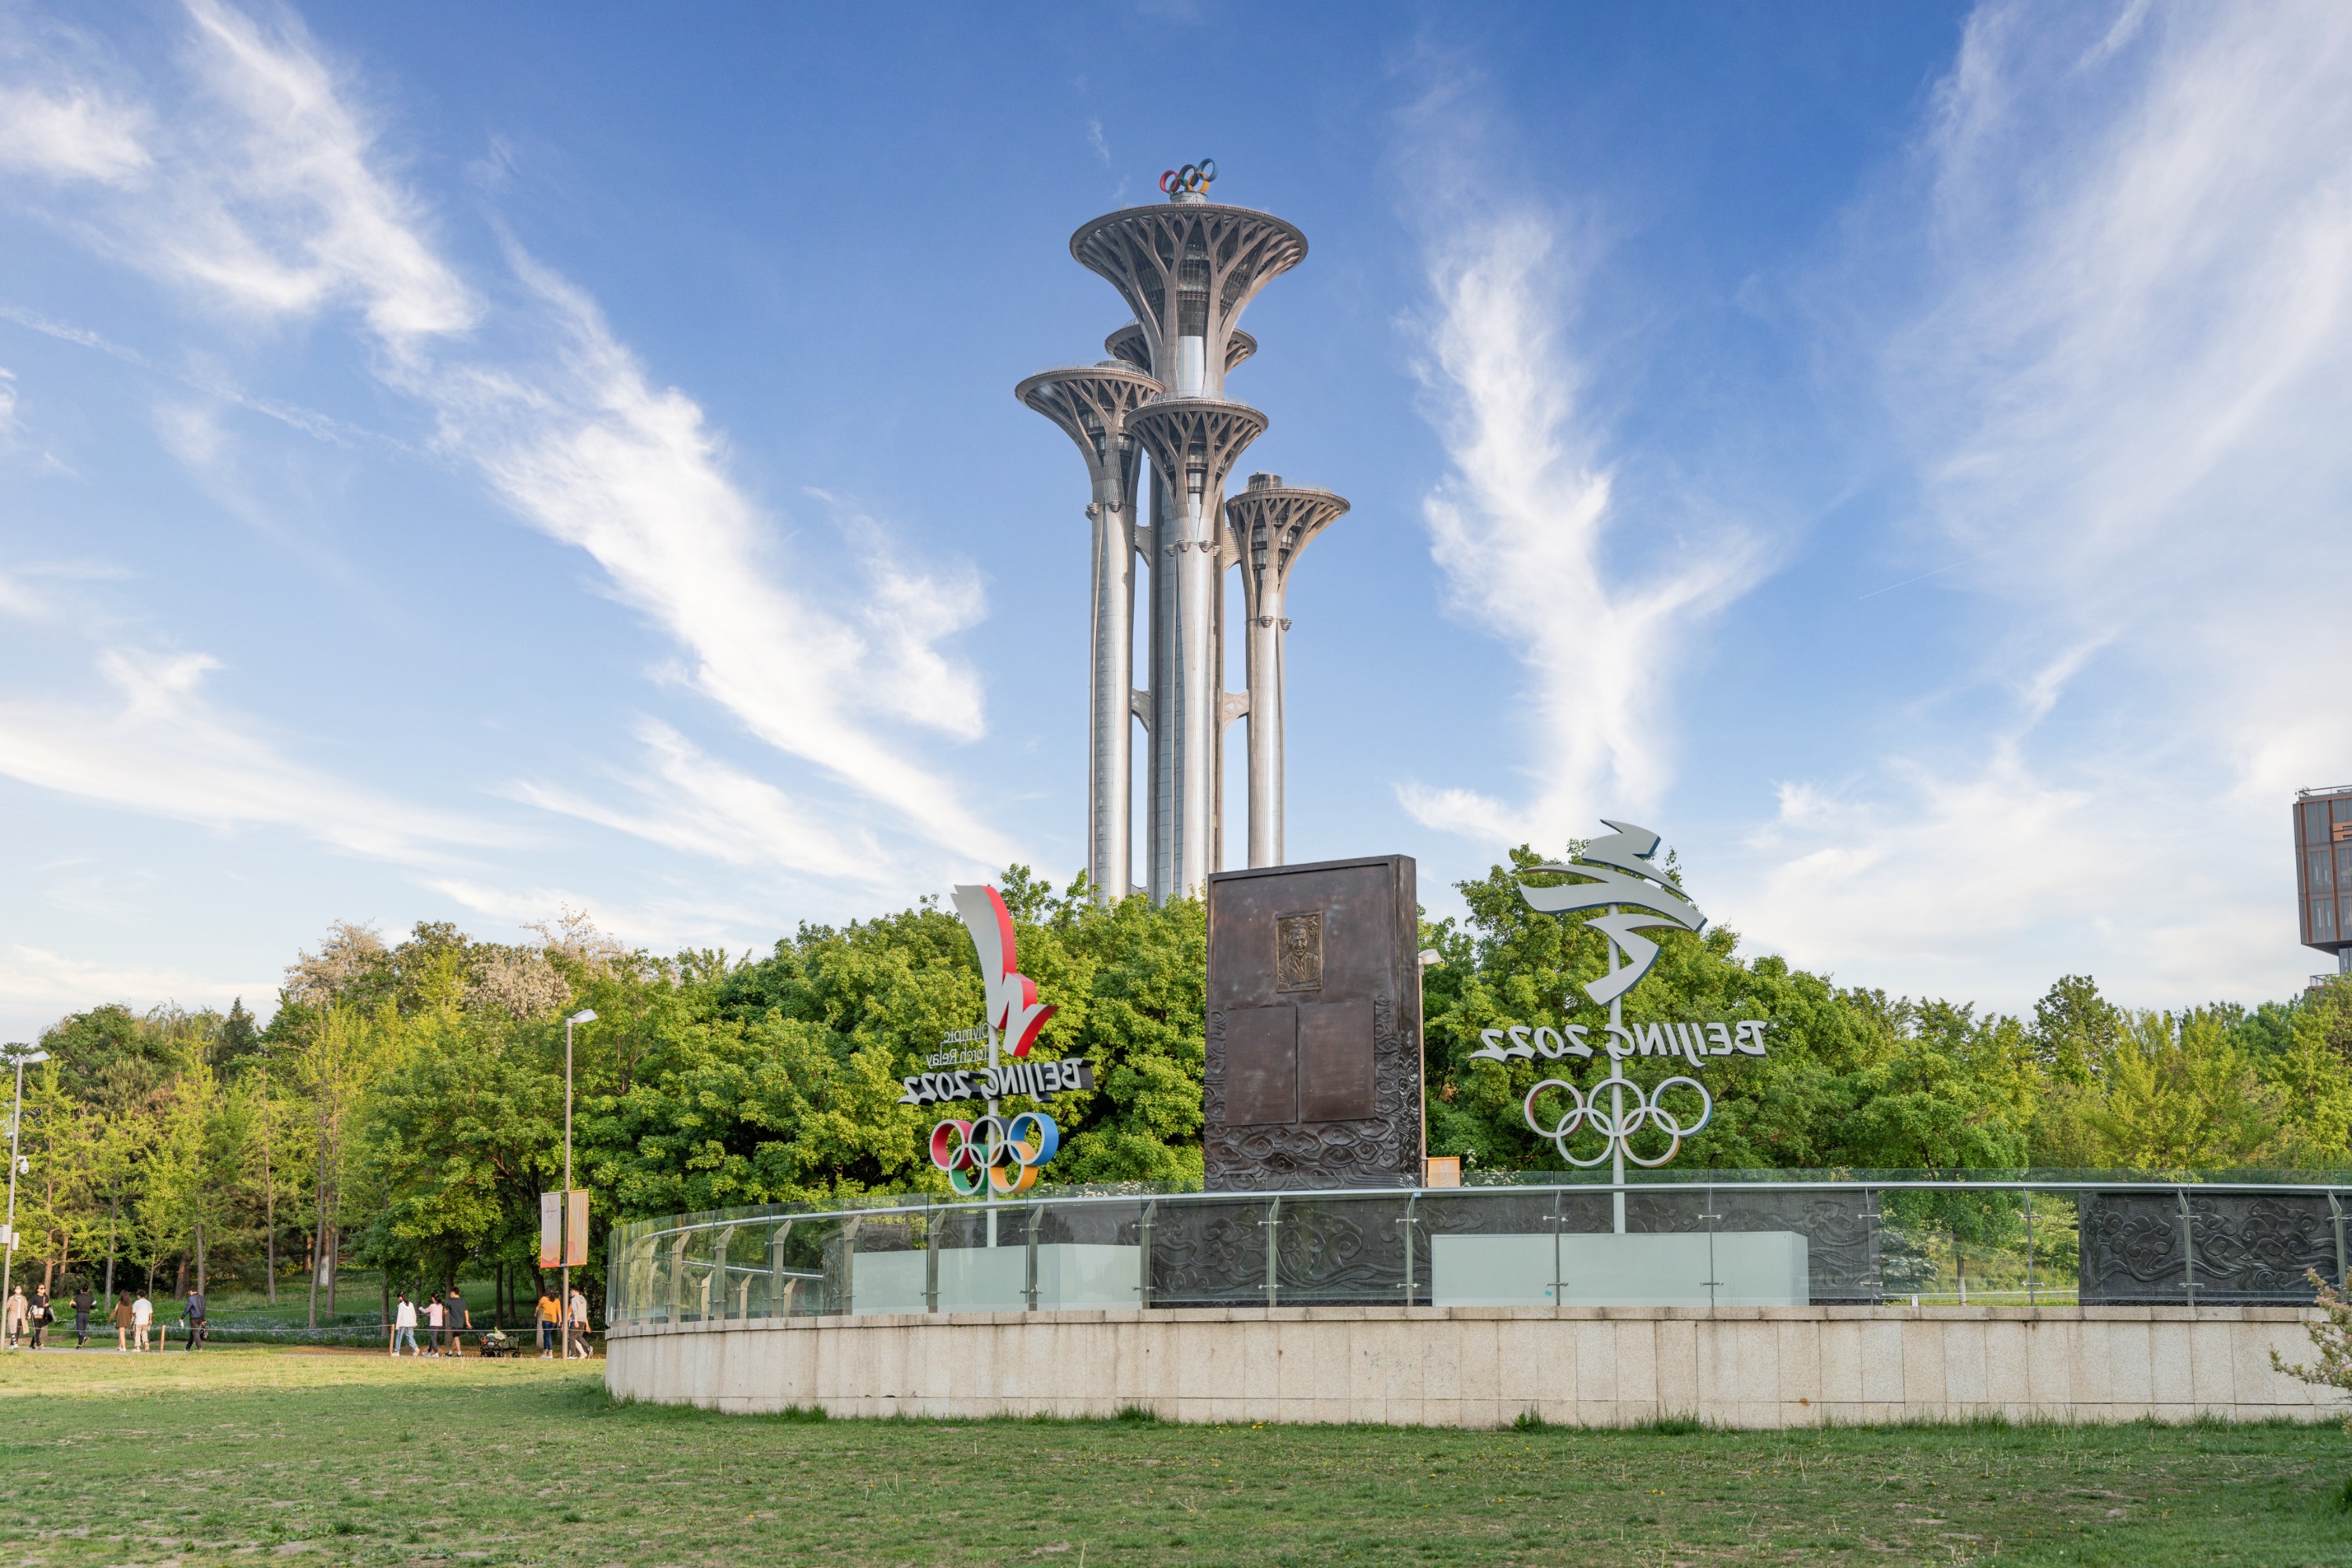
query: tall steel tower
[
  {"left": 1019, "top": 162, "right": 1342, "bottom": 902},
  {"left": 1224, "top": 474, "right": 1349, "bottom": 868}
]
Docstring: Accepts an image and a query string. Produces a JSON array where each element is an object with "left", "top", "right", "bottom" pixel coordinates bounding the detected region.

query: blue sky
[{"left": 2, "top": 0, "right": 2347, "bottom": 1037}]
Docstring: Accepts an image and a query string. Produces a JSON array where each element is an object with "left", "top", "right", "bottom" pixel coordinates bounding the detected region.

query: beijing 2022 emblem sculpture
[{"left": 1472, "top": 822, "right": 1773, "bottom": 1181}]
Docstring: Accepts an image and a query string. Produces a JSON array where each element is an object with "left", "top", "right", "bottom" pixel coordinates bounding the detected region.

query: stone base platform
[{"left": 606, "top": 1304, "right": 2338, "bottom": 1429}]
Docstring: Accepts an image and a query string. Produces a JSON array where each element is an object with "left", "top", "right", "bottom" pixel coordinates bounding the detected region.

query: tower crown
[{"left": 1071, "top": 205, "right": 1305, "bottom": 401}]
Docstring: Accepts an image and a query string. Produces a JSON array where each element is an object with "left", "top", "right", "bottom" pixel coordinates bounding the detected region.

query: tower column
[
  {"left": 1129, "top": 398, "right": 1267, "bottom": 900},
  {"left": 1015, "top": 364, "right": 1163, "bottom": 901},
  {"left": 1225, "top": 476, "right": 1348, "bottom": 869}
]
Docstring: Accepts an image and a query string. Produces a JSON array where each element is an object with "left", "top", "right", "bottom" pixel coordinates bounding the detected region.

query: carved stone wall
[{"left": 1203, "top": 856, "right": 1424, "bottom": 1191}]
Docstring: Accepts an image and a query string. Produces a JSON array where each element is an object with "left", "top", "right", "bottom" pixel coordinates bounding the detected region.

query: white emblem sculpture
[{"left": 1515, "top": 822, "right": 1715, "bottom": 1229}]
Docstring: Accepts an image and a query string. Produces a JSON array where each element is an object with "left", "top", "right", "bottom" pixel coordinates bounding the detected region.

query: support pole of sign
[
  {"left": 985, "top": 1021, "right": 1001, "bottom": 1250},
  {"left": 1606, "top": 916, "right": 1627, "bottom": 1236}
]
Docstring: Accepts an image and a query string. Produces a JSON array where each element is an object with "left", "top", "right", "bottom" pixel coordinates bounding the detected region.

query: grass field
[{"left": 0, "top": 1348, "right": 2345, "bottom": 1565}]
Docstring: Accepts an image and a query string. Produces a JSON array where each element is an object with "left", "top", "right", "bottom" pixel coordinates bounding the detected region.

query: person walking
[
  {"left": 566, "top": 1284, "right": 590, "bottom": 1359},
  {"left": 535, "top": 1287, "right": 558, "bottom": 1358},
  {"left": 390, "top": 1294, "right": 418, "bottom": 1357},
  {"left": 1, "top": 1286, "right": 21, "bottom": 1349},
  {"left": 71, "top": 1283, "right": 93, "bottom": 1349},
  {"left": 28, "top": 1287, "right": 49, "bottom": 1350},
  {"left": 108, "top": 1291, "right": 134, "bottom": 1352},
  {"left": 131, "top": 1290, "right": 151, "bottom": 1352},
  {"left": 180, "top": 1287, "right": 205, "bottom": 1352},
  {"left": 443, "top": 1285, "right": 470, "bottom": 1358},
  {"left": 423, "top": 1291, "right": 446, "bottom": 1356}
]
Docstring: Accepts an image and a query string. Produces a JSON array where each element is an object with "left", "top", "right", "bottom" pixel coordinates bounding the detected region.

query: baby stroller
[{"left": 474, "top": 1327, "right": 521, "bottom": 1359}]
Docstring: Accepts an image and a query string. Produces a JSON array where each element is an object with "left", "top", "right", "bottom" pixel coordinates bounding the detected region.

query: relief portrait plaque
[
  {"left": 1275, "top": 912, "right": 1323, "bottom": 992},
  {"left": 1204, "top": 855, "right": 1425, "bottom": 1191}
]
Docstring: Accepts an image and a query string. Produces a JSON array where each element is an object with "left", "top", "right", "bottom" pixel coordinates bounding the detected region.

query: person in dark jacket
[
  {"left": 443, "top": 1286, "right": 470, "bottom": 1358},
  {"left": 71, "top": 1283, "right": 93, "bottom": 1348},
  {"left": 181, "top": 1289, "right": 205, "bottom": 1351},
  {"left": 28, "top": 1287, "right": 49, "bottom": 1350}
]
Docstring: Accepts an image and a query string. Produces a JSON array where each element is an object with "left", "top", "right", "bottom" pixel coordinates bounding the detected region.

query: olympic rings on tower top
[{"left": 1160, "top": 158, "right": 1218, "bottom": 199}]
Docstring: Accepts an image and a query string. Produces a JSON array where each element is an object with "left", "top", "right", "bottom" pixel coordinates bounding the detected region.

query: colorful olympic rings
[
  {"left": 1159, "top": 158, "right": 1218, "bottom": 197},
  {"left": 1523, "top": 1068, "right": 1711, "bottom": 1169},
  {"left": 930, "top": 1111, "right": 1061, "bottom": 1196}
]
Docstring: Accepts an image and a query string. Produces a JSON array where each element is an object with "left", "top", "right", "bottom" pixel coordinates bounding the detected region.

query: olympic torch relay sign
[
  {"left": 909, "top": 884, "right": 1076, "bottom": 1196},
  {"left": 1471, "top": 822, "right": 1773, "bottom": 1174}
]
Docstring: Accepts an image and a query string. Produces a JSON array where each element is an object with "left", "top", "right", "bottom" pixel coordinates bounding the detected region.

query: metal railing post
[
  {"left": 1700, "top": 1186, "right": 1722, "bottom": 1312},
  {"left": 1398, "top": 1192, "right": 1420, "bottom": 1305},
  {"left": 1263, "top": 1196, "right": 1283, "bottom": 1310},
  {"left": 1137, "top": 1200, "right": 1156, "bottom": 1310},
  {"left": 2175, "top": 1189, "right": 2196, "bottom": 1309},
  {"left": 2332, "top": 1192, "right": 2347, "bottom": 1293},
  {"left": 1025, "top": 1203, "right": 1041, "bottom": 1312},
  {"left": 711, "top": 1226, "right": 737, "bottom": 1320},
  {"left": 1864, "top": 1189, "right": 1882, "bottom": 1306},
  {"left": 1550, "top": 1187, "right": 1565, "bottom": 1310},
  {"left": 925, "top": 1200, "right": 942, "bottom": 1314},
  {"left": 768, "top": 1220, "right": 793, "bottom": 1318},
  {"left": 2024, "top": 1187, "right": 2035, "bottom": 1307}
]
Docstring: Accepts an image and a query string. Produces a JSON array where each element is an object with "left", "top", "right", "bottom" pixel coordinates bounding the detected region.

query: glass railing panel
[
  {"left": 1145, "top": 1194, "right": 1280, "bottom": 1308},
  {"left": 1269, "top": 1193, "right": 1410, "bottom": 1308},
  {"left": 2078, "top": 1188, "right": 2339, "bottom": 1305},
  {"left": 1030, "top": 1199, "right": 1149, "bottom": 1311},
  {"left": 599, "top": 1174, "right": 2352, "bottom": 1319}
]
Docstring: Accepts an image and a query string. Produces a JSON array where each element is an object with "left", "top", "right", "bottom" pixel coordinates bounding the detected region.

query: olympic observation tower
[{"left": 1017, "top": 161, "right": 1349, "bottom": 902}]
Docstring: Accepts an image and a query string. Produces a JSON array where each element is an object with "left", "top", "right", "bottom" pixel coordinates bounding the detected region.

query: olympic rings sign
[
  {"left": 930, "top": 1111, "right": 1060, "bottom": 1197},
  {"left": 1523, "top": 1065, "right": 1711, "bottom": 1169},
  {"left": 1160, "top": 158, "right": 1218, "bottom": 197}
]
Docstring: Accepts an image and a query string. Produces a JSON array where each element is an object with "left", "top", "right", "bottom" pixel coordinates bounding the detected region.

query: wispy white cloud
[
  {"left": 0, "top": 0, "right": 1014, "bottom": 872},
  {"left": 0, "top": 82, "right": 151, "bottom": 183},
  {"left": 510, "top": 719, "right": 891, "bottom": 885},
  {"left": 0, "top": 648, "right": 493, "bottom": 861},
  {"left": 1719, "top": 0, "right": 2352, "bottom": 1007},
  {"left": 1398, "top": 199, "right": 1759, "bottom": 846},
  {"left": 431, "top": 265, "right": 1007, "bottom": 858}
]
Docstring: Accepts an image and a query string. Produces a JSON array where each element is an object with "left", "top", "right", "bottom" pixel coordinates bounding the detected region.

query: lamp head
[{"left": 567, "top": 1009, "right": 597, "bottom": 1025}]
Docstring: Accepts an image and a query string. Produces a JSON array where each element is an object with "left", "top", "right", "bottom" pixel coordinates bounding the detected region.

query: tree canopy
[{"left": 16, "top": 850, "right": 2348, "bottom": 1316}]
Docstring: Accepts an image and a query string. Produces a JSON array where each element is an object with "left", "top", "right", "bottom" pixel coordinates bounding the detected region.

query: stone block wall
[{"left": 605, "top": 1305, "right": 2338, "bottom": 1429}]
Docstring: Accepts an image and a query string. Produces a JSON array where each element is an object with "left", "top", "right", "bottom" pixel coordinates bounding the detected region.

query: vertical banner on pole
[
  {"left": 565, "top": 1190, "right": 590, "bottom": 1267},
  {"left": 539, "top": 1192, "right": 561, "bottom": 1269}
]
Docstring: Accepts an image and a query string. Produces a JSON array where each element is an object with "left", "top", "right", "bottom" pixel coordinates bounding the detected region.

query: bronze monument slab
[{"left": 1203, "top": 855, "right": 1424, "bottom": 1190}]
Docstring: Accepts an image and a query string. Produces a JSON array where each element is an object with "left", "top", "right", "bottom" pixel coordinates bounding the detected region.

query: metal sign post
[{"left": 0, "top": 1047, "right": 48, "bottom": 1335}]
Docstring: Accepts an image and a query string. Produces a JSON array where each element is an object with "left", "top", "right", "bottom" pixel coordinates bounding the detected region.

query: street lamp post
[
  {"left": 1, "top": 1047, "right": 50, "bottom": 1344},
  {"left": 562, "top": 1010, "right": 596, "bottom": 1359}
]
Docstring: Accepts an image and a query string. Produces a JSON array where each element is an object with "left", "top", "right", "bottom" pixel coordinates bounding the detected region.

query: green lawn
[{"left": 0, "top": 1348, "right": 2345, "bottom": 1565}]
